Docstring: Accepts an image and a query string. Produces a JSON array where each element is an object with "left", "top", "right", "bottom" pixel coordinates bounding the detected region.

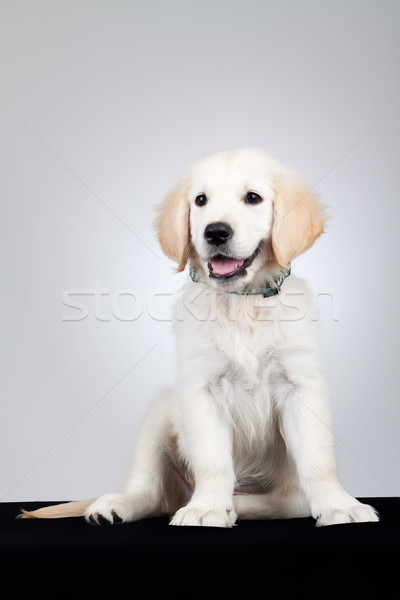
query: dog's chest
[
  {"left": 177, "top": 287, "right": 282, "bottom": 449},
  {"left": 213, "top": 322, "right": 269, "bottom": 381},
  {"left": 206, "top": 296, "right": 279, "bottom": 382},
  {"left": 210, "top": 321, "right": 278, "bottom": 452},
  {"left": 177, "top": 284, "right": 282, "bottom": 388}
]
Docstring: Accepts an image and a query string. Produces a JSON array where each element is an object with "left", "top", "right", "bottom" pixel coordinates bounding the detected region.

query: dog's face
[
  {"left": 156, "top": 148, "right": 325, "bottom": 290},
  {"left": 188, "top": 150, "right": 275, "bottom": 288}
]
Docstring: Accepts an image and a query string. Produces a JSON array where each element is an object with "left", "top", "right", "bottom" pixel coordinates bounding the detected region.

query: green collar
[{"left": 189, "top": 263, "right": 291, "bottom": 298}]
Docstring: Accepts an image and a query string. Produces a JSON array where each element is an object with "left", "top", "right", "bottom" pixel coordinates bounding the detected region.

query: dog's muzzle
[{"left": 203, "top": 221, "right": 260, "bottom": 279}]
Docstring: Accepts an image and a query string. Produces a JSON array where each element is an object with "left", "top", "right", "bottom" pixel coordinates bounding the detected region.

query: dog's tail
[{"left": 17, "top": 499, "right": 95, "bottom": 520}]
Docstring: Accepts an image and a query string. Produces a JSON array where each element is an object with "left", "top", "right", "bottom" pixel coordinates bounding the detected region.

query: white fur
[{"left": 83, "top": 149, "right": 379, "bottom": 527}]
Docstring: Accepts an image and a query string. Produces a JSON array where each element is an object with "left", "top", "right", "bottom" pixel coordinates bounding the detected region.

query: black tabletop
[{"left": 2, "top": 498, "right": 399, "bottom": 597}]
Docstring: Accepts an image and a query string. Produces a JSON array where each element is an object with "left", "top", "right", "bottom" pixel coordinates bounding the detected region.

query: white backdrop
[{"left": 1, "top": 0, "right": 399, "bottom": 502}]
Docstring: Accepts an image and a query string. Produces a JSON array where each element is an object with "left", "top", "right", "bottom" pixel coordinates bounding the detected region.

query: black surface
[{"left": 1, "top": 498, "right": 399, "bottom": 597}]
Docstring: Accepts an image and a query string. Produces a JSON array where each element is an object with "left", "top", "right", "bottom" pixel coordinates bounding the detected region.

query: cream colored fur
[{"left": 20, "top": 148, "right": 378, "bottom": 527}]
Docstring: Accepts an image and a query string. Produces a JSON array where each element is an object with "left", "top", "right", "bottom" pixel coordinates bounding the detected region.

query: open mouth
[{"left": 208, "top": 247, "right": 260, "bottom": 279}]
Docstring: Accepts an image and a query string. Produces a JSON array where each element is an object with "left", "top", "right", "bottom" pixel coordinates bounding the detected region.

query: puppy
[{"left": 21, "top": 148, "right": 378, "bottom": 527}]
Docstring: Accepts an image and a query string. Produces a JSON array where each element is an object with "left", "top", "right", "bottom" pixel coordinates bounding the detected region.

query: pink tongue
[{"left": 211, "top": 258, "right": 244, "bottom": 275}]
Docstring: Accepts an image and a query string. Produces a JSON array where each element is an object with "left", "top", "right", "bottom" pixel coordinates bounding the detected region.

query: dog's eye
[
  {"left": 245, "top": 191, "right": 263, "bottom": 205},
  {"left": 195, "top": 194, "right": 208, "bottom": 207}
]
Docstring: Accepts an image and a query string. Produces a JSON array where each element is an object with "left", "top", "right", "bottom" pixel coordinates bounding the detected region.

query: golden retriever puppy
[{"left": 21, "top": 148, "right": 378, "bottom": 527}]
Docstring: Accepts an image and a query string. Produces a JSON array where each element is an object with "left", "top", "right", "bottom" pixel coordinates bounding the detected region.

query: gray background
[{"left": 1, "top": 0, "right": 399, "bottom": 502}]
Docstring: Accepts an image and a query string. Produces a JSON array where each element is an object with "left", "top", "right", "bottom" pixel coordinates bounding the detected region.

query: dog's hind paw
[{"left": 85, "top": 493, "right": 136, "bottom": 525}]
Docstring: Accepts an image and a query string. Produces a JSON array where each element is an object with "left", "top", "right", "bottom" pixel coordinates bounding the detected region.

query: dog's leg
[
  {"left": 85, "top": 389, "right": 178, "bottom": 525},
  {"left": 234, "top": 489, "right": 311, "bottom": 520},
  {"left": 169, "top": 388, "right": 237, "bottom": 528},
  {"left": 276, "top": 373, "right": 379, "bottom": 526}
]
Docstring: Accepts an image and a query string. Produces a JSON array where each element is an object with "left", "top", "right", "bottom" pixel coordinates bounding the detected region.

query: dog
[{"left": 20, "top": 148, "right": 378, "bottom": 527}]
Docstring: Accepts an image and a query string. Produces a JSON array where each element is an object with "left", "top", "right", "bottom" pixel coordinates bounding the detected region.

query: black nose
[{"left": 204, "top": 222, "right": 233, "bottom": 246}]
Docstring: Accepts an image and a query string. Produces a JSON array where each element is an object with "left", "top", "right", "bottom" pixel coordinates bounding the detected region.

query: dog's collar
[{"left": 189, "top": 263, "right": 291, "bottom": 297}]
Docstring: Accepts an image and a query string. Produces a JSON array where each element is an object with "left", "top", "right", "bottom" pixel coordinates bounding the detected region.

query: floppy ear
[
  {"left": 271, "top": 171, "right": 326, "bottom": 268},
  {"left": 155, "top": 179, "right": 190, "bottom": 272}
]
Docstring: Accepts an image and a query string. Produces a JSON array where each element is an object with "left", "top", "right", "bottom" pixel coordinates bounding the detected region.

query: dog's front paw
[
  {"left": 316, "top": 500, "right": 379, "bottom": 527},
  {"left": 85, "top": 493, "right": 136, "bottom": 525},
  {"left": 170, "top": 505, "right": 237, "bottom": 528}
]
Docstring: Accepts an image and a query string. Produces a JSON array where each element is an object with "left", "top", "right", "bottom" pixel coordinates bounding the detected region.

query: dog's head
[{"left": 156, "top": 148, "right": 326, "bottom": 290}]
